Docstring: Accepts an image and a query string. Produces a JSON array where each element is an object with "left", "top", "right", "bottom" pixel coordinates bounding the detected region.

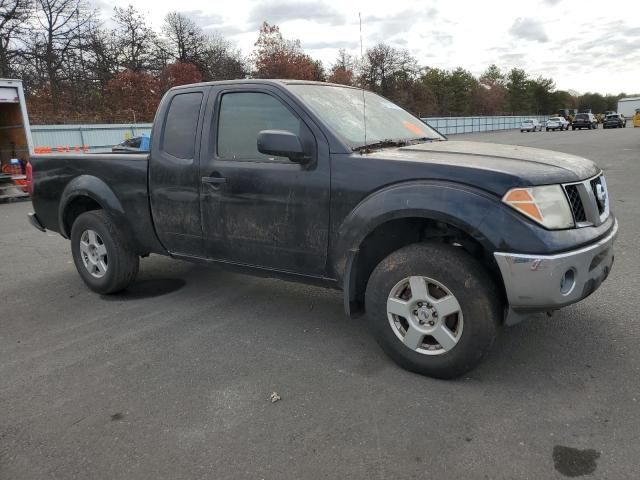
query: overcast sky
[{"left": 99, "top": 0, "right": 639, "bottom": 95}]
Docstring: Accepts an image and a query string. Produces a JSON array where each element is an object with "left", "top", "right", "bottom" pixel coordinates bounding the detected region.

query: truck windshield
[{"left": 288, "top": 84, "right": 444, "bottom": 150}]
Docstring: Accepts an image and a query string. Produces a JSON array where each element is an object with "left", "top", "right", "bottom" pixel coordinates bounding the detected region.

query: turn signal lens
[{"left": 503, "top": 185, "right": 574, "bottom": 229}]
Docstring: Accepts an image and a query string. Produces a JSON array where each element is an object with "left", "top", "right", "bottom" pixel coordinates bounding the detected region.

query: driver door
[{"left": 199, "top": 85, "right": 331, "bottom": 276}]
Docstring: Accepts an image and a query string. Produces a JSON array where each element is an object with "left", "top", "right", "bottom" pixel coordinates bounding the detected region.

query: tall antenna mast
[{"left": 359, "top": 12, "right": 367, "bottom": 151}]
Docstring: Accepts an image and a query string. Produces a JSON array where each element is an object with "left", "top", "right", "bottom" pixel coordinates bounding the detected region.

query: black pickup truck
[{"left": 28, "top": 80, "right": 618, "bottom": 378}]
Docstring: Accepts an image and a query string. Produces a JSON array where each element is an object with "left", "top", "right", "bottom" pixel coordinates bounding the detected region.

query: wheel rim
[
  {"left": 386, "top": 276, "right": 463, "bottom": 356},
  {"left": 79, "top": 229, "right": 108, "bottom": 278}
]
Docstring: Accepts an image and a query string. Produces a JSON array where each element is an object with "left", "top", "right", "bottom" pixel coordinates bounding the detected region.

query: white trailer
[
  {"left": 0, "top": 79, "right": 33, "bottom": 200},
  {"left": 617, "top": 97, "right": 640, "bottom": 118}
]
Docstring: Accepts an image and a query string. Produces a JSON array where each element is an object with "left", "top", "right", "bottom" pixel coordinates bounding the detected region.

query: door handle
[{"left": 202, "top": 175, "right": 226, "bottom": 185}]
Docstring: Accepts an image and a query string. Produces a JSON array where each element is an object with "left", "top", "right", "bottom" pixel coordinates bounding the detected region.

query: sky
[{"left": 97, "top": 0, "right": 640, "bottom": 95}]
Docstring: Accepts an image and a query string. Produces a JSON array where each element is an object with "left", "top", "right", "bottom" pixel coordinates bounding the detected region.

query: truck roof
[{"left": 168, "top": 78, "right": 361, "bottom": 92}]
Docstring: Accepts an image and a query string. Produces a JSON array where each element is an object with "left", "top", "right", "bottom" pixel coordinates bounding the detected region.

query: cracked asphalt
[{"left": 1, "top": 126, "right": 639, "bottom": 479}]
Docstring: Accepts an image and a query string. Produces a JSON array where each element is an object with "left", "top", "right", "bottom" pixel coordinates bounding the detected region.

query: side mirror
[{"left": 257, "top": 130, "right": 309, "bottom": 163}]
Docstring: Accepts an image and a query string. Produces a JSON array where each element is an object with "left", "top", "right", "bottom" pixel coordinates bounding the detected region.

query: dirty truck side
[{"left": 28, "top": 80, "right": 618, "bottom": 379}]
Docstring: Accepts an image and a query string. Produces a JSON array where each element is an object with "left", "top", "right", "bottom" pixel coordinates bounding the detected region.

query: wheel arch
[
  {"left": 334, "top": 182, "right": 508, "bottom": 318},
  {"left": 59, "top": 175, "right": 130, "bottom": 241}
]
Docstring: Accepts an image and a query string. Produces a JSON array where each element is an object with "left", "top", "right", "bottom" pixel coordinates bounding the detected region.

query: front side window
[{"left": 217, "top": 92, "right": 302, "bottom": 161}]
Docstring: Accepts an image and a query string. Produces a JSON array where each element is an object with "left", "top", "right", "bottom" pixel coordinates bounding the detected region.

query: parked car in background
[
  {"left": 603, "top": 113, "right": 626, "bottom": 129},
  {"left": 520, "top": 119, "right": 541, "bottom": 132},
  {"left": 572, "top": 113, "right": 598, "bottom": 130},
  {"left": 546, "top": 117, "right": 569, "bottom": 131}
]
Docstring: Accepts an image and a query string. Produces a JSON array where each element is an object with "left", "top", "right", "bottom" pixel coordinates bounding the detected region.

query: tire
[
  {"left": 572, "top": 126, "right": 575, "bottom": 130},
  {"left": 546, "top": 128, "right": 549, "bottom": 132},
  {"left": 364, "top": 243, "right": 502, "bottom": 379},
  {"left": 70, "top": 210, "right": 139, "bottom": 294}
]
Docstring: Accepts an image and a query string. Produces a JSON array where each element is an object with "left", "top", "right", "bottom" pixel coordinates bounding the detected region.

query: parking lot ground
[{"left": 1, "top": 126, "right": 639, "bottom": 479}]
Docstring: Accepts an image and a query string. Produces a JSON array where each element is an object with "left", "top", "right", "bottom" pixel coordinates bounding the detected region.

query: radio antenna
[{"left": 359, "top": 12, "right": 367, "bottom": 151}]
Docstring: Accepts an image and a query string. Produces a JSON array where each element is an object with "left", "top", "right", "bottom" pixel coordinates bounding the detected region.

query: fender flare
[
  {"left": 58, "top": 175, "right": 127, "bottom": 238},
  {"left": 332, "top": 180, "right": 543, "bottom": 317}
]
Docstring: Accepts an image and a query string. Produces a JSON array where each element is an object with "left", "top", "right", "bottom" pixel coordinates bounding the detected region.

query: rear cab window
[{"left": 162, "top": 92, "right": 204, "bottom": 159}]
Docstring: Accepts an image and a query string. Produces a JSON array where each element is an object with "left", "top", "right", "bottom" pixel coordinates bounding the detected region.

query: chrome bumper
[{"left": 494, "top": 218, "right": 618, "bottom": 324}]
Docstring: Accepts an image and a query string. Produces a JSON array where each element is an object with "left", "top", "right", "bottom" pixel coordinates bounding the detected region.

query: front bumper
[{"left": 494, "top": 218, "right": 618, "bottom": 324}]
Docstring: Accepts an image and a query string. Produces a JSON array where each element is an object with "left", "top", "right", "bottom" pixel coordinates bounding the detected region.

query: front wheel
[
  {"left": 364, "top": 243, "right": 502, "bottom": 379},
  {"left": 70, "top": 210, "right": 139, "bottom": 294}
]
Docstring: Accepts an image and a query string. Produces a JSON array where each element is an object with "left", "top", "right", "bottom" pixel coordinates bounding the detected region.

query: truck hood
[{"left": 365, "top": 140, "right": 600, "bottom": 195}]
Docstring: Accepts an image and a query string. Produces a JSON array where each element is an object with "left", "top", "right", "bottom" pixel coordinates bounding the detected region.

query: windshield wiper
[
  {"left": 406, "top": 137, "right": 443, "bottom": 145},
  {"left": 353, "top": 139, "right": 406, "bottom": 153},
  {"left": 353, "top": 137, "right": 441, "bottom": 153}
]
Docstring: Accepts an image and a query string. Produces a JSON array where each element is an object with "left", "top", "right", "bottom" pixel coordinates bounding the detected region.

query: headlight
[{"left": 503, "top": 185, "right": 574, "bottom": 229}]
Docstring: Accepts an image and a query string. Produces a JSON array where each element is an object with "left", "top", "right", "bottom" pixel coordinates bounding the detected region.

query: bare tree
[
  {"left": 201, "top": 33, "right": 246, "bottom": 81},
  {"left": 113, "top": 5, "right": 157, "bottom": 71},
  {"left": 0, "top": 0, "right": 31, "bottom": 77},
  {"left": 84, "top": 19, "right": 119, "bottom": 87},
  {"left": 328, "top": 49, "right": 357, "bottom": 85},
  {"left": 29, "top": 0, "right": 90, "bottom": 110},
  {"left": 364, "top": 43, "right": 420, "bottom": 98},
  {"left": 162, "top": 11, "right": 206, "bottom": 65}
]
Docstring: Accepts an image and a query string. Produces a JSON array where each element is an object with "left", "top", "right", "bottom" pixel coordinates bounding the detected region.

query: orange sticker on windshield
[{"left": 402, "top": 121, "right": 426, "bottom": 136}]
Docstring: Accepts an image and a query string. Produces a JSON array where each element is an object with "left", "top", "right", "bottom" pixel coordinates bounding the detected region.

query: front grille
[
  {"left": 563, "top": 173, "right": 609, "bottom": 227},
  {"left": 565, "top": 184, "right": 586, "bottom": 222}
]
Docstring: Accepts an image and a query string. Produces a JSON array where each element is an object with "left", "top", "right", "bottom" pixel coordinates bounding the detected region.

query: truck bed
[{"left": 29, "top": 152, "right": 165, "bottom": 255}]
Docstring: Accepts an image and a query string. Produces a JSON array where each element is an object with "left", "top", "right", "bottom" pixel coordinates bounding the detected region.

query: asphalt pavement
[{"left": 1, "top": 125, "right": 639, "bottom": 479}]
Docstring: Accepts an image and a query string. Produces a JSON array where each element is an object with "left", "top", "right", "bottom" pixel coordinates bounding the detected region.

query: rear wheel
[
  {"left": 364, "top": 243, "right": 502, "bottom": 379},
  {"left": 70, "top": 210, "right": 139, "bottom": 294}
]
